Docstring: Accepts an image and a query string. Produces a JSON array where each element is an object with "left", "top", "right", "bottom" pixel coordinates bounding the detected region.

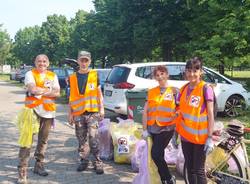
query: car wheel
[{"left": 224, "top": 95, "right": 245, "bottom": 117}]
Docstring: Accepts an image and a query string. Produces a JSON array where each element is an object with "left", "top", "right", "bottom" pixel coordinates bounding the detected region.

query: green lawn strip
[
  {"left": 225, "top": 71, "right": 250, "bottom": 79},
  {"left": 0, "top": 74, "right": 11, "bottom": 81}
]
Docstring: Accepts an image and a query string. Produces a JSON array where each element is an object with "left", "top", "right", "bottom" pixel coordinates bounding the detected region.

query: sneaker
[
  {"left": 77, "top": 160, "right": 89, "bottom": 172},
  {"left": 33, "top": 161, "right": 48, "bottom": 176},
  {"left": 17, "top": 166, "right": 28, "bottom": 184},
  {"left": 93, "top": 161, "right": 104, "bottom": 175},
  {"left": 162, "top": 176, "right": 176, "bottom": 184}
]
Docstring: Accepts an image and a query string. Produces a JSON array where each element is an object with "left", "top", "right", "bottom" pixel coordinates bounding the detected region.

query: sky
[{"left": 0, "top": 0, "right": 95, "bottom": 39}]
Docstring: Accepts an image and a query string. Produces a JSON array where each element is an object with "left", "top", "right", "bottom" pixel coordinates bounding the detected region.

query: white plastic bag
[
  {"left": 131, "top": 140, "right": 146, "bottom": 172},
  {"left": 164, "top": 142, "right": 179, "bottom": 165},
  {"left": 98, "top": 118, "right": 113, "bottom": 160}
]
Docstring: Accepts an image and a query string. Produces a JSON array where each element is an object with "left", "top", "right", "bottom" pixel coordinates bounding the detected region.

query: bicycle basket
[{"left": 218, "top": 136, "right": 240, "bottom": 151}]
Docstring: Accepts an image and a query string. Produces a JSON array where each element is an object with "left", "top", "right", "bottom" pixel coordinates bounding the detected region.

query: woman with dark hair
[
  {"left": 142, "top": 65, "right": 178, "bottom": 184},
  {"left": 176, "top": 57, "right": 215, "bottom": 184}
]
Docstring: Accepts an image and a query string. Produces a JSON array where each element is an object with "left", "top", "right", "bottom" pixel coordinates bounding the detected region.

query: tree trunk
[
  {"left": 162, "top": 42, "right": 173, "bottom": 61},
  {"left": 218, "top": 60, "right": 225, "bottom": 75}
]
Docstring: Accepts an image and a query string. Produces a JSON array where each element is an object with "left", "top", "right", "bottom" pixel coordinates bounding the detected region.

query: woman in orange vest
[
  {"left": 176, "top": 57, "right": 214, "bottom": 184},
  {"left": 142, "top": 65, "right": 178, "bottom": 184}
]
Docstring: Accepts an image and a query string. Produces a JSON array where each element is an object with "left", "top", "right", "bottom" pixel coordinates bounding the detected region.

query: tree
[
  {"left": 39, "top": 14, "right": 71, "bottom": 65},
  {"left": 12, "top": 26, "right": 40, "bottom": 65},
  {"left": 0, "top": 25, "right": 12, "bottom": 65}
]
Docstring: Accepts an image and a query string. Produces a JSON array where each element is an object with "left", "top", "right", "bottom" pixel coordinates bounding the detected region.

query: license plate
[{"left": 105, "top": 90, "right": 112, "bottom": 96}]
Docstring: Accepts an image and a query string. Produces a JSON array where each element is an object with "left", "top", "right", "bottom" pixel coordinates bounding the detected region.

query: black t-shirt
[{"left": 75, "top": 71, "right": 100, "bottom": 95}]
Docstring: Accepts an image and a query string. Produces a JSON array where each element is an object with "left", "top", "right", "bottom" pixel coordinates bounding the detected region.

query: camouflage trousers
[
  {"left": 74, "top": 112, "right": 102, "bottom": 164},
  {"left": 18, "top": 116, "right": 53, "bottom": 167}
]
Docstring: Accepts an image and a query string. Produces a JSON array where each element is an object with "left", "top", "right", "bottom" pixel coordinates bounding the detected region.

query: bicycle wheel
[{"left": 183, "top": 150, "right": 246, "bottom": 184}]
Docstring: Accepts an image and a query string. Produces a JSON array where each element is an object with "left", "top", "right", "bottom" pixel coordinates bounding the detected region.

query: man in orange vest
[
  {"left": 68, "top": 50, "right": 105, "bottom": 174},
  {"left": 17, "top": 54, "right": 60, "bottom": 184}
]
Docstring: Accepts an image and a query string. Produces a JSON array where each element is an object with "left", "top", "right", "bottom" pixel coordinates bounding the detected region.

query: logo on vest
[
  {"left": 44, "top": 79, "right": 52, "bottom": 89},
  {"left": 163, "top": 93, "right": 173, "bottom": 101},
  {"left": 189, "top": 95, "right": 200, "bottom": 107},
  {"left": 88, "top": 83, "right": 95, "bottom": 90}
]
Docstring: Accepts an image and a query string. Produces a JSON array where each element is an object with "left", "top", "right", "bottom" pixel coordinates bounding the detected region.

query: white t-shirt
[{"left": 25, "top": 70, "right": 60, "bottom": 118}]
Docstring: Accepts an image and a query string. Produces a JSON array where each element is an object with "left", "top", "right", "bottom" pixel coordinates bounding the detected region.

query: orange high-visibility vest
[
  {"left": 25, "top": 69, "right": 56, "bottom": 111},
  {"left": 147, "top": 86, "right": 176, "bottom": 126},
  {"left": 69, "top": 70, "right": 99, "bottom": 116},
  {"left": 176, "top": 81, "right": 208, "bottom": 144}
]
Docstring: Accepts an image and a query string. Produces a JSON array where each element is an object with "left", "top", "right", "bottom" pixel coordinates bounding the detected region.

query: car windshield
[
  {"left": 52, "top": 69, "right": 66, "bottom": 77},
  {"left": 67, "top": 69, "right": 74, "bottom": 75},
  {"left": 98, "top": 70, "right": 110, "bottom": 82},
  {"left": 106, "top": 67, "right": 130, "bottom": 84}
]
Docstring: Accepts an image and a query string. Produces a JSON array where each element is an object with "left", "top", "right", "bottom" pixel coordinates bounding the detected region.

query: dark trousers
[
  {"left": 151, "top": 130, "right": 174, "bottom": 181},
  {"left": 181, "top": 140, "right": 207, "bottom": 184},
  {"left": 18, "top": 116, "right": 53, "bottom": 167}
]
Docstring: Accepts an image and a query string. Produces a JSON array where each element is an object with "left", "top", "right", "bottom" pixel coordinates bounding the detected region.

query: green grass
[
  {"left": 216, "top": 110, "right": 250, "bottom": 126},
  {"left": 56, "top": 89, "right": 68, "bottom": 104},
  {"left": 0, "top": 74, "right": 11, "bottom": 81},
  {"left": 0, "top": 74, "right": 24, "bottom": 87},
  {"left": 225, "top": 70, "right": 250, "bottom": 78}
]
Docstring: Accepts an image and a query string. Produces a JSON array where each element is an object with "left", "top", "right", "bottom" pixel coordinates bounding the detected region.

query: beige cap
[{"left": 78, "top": 51, "right": 91, "bottom": 60}]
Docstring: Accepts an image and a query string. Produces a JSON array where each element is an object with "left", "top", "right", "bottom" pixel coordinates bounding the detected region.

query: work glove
[
  {"left": 142, "top": 130, "right": 150, "bottom": 139},
  {"left": 204, "top": 137, "right": 214, "bottom": 155}
]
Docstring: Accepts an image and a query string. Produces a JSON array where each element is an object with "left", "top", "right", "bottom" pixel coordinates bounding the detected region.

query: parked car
[
  {"left": 49, "top": 67, "right": 74, "bottom": 89},
  {"left": 15, "top": 66, "right": 33, "bottom": 83},
  {"left": 10, "top": 71, "right": 17, "bottom": 80},
  {"left": 97, "top": 68, "right": 111, "bottom": 91},
  {"left": 104, "top": 62, "right": 250, "bottom": 117}
]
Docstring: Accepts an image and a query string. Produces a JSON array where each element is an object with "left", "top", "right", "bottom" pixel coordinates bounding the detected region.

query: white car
[{"left": 104, "top": 62, "right": 250, "bottom": 117}]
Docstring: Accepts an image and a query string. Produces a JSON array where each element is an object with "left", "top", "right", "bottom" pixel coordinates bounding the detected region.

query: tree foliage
[
  {"left": 0, "top": 25, "right": 11, "bottom": 65},
  {"left": 2, "top": 0, "right": 250, "bottom": 70}
]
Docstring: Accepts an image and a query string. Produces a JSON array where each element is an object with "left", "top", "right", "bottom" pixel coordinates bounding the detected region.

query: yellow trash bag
[
  {"left": 110, "top": 121, "right": 142, "bottom": 164},
  {"left": 147, "top": 137, "right": 162, "bottom": 184},
  {"left": 206, "top": 146, "right": 227, "bottom": 170},
  {"left": 15, "top": 107, "right": 39, "bottom": 148}
]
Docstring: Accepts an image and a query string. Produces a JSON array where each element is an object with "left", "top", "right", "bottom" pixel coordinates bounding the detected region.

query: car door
[{"left": 203, "top": 68, "right": 232, "bottom": 112}]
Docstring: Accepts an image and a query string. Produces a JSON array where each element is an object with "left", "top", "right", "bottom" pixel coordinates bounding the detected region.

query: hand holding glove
[
  {"left": 204, "top": 137, "right": 214, "bottom": 155},
  {"left": 142, "top": 130, "right": 150, "bottom": 139}
]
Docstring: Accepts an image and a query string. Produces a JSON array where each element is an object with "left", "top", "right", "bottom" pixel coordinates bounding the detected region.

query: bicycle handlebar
[{"left": 244, "top": 127, "right": 250, "bottom": 133}]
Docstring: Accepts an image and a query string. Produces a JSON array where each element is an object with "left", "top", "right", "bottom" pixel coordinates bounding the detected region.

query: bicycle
[{"left": 183, "top": 124, "right": 250, "bottom": 184}]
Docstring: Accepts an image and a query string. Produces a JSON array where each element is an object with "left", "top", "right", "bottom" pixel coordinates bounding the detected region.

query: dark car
[{"left": 49, "top": 67, "right": 74, "bottom": 88}]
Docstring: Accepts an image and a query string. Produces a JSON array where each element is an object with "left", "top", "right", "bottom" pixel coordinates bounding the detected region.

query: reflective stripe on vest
[
  {"left": 176, "top": 81, "right": 208, "bottom": 144},
  {"left": 182, "top": 112, "right": 208, "bottom": 123},
  {"left": 69, "top": 70, "right": 99, "bottom": 116},
  {"left": 180, "top": 121, "right": 208, "bottom": 135},
  {"left": 147, "top": 86, "right": 176, "bottom": 126},
  {"left": 25, "top": 69, "right": 56, "bottom": 111},
  {"left": 70, "top": 96, "right": 98, "bottom": 106}
]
